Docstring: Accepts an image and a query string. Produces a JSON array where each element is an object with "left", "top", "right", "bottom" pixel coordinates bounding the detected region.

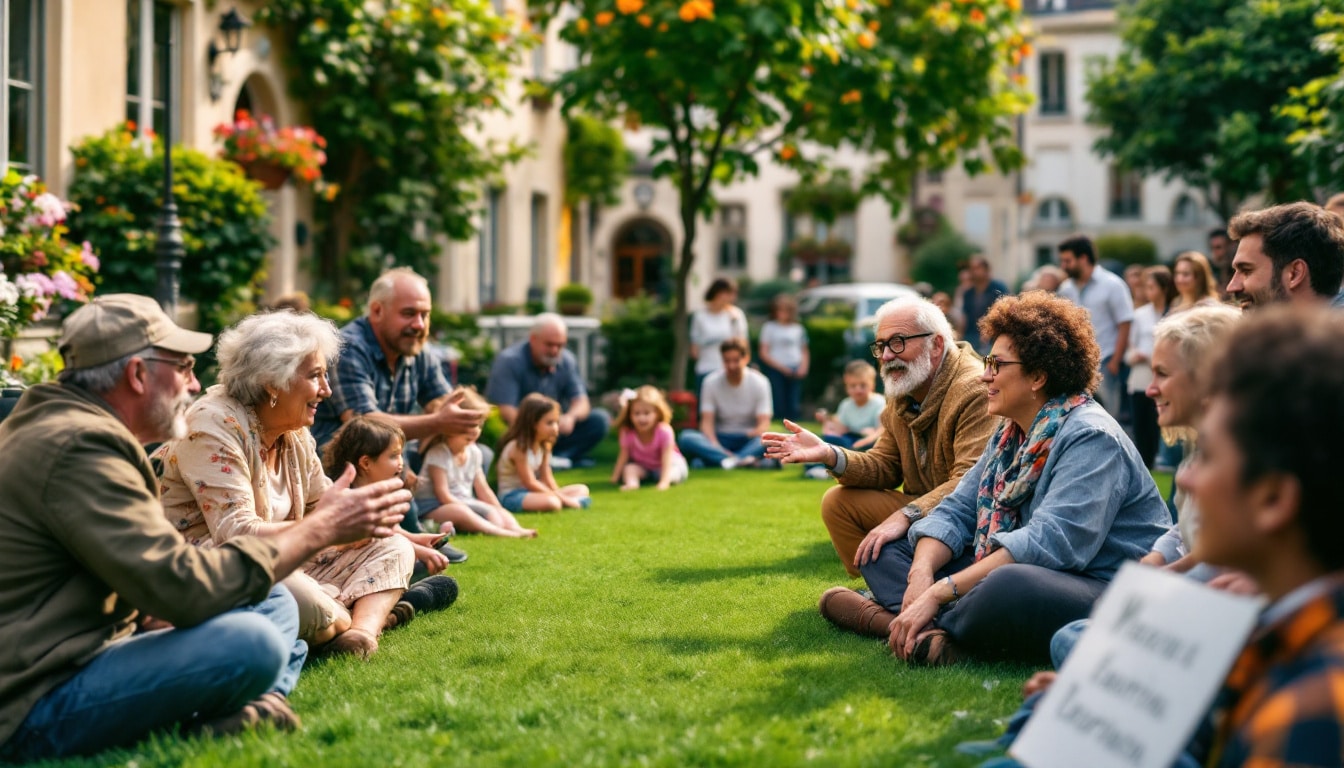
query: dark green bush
[
  {"left": 66, "top": 125, "right": 273, "bottom": 333},
  {"left": 600, "top": 295, "right": 678, "bottom": 391},
  {"left": 1096, "top": 233, "right": 1158, "bottom": 266},
  {"left": 803, "top": 316, "right": 853, "bottom": 403},
  {"left": 911, "top": 229, "right": 980, "bottom": 294}
]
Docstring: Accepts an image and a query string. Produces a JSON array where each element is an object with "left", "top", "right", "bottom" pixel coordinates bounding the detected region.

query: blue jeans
[
  {"left": 761, "top": 363, "right": 803, "bottom": 423},
  {"left": 1, "top": 585, "right": 305, "bottom": 762},
  {"left": 677, "top": 429, "right": 764, "bottom": 466},
  {"left": 554, "top": 408, "right": 611, "bottom": 462},
  {"left": 1097, "top": 356, "right": 1125, "bottom": 421}
]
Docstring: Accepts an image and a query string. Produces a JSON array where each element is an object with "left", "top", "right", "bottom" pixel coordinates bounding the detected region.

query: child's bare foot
[
  {"left": 520, "top": 528, "right": 539, "bottom": 538},
  {"left": 620, "top": 482, "right": 639, "bottom": 492}
]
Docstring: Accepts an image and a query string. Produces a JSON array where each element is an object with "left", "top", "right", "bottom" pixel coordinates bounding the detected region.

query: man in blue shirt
[
  {"left": 485, "top": 313, "right": 610, "bottom": 468},
  {"left": 313, "top": 268, "right": 485, "bottom": 452},
  {"left": 960, "top": 255, "right": 1009, "bottom": 355}
]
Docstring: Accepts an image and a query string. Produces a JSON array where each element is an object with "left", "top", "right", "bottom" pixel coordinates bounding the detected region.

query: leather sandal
[
  {"left": 383, "top": 600, "right": 415, "bottom": 631},
  {"left": 195, "top": 692, "right": 301, "bottom": 735},
  {"left": 909, "top": 629, "right": 962, "bottom": 667}
]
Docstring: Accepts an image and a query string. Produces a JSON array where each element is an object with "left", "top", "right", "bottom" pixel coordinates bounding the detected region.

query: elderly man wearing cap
[{"left": 0, "top": 294, "right": 413, "bottom": 761}]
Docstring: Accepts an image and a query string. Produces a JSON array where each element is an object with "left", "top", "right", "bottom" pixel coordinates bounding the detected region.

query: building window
[
  {"left": 2, "top": 0, "right": 43, "bottom": 173},
  {"left": 784, "top": 209, "right": 856, "bottom": 284},
  {"left": 1034, "top": 197, "right": 1073, "bottom": 229},
  {"left": 530, "top": 192, "right": 549, "bottom": 295},
  {"left": 479, "top": 188, "right": 502, "bottom": 306},
  {"left": 718, "top": 204, "right": 747, "bottom": 271},
  {"left": 1039, "top": 52, "right": 1066, "bottom": 116},
  {"left": 1172, "top": 193, "right": 1201, "bottom": 226},
  {"left": 126, "top": 0, "right": 179, "bottom": 143},
  {"left": 1109, "top": 166, "right": 1142, "bottom": 219},
  {"left": 1035, "top": 245, "right": 1055, "bottom": 267}
]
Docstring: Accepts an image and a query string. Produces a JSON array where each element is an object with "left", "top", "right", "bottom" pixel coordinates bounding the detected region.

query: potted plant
[
  {"left": 556, "top": 283, "right": 594, "bottom": 316},
  {"left": 523, "top": 79, "right": 555, "bottom": 111},
  {"left": 213, "top": 110, "right": 328, "bottom": 190},
  {"left": 0, "top": 169, "right": 100, "bottom": 344}
]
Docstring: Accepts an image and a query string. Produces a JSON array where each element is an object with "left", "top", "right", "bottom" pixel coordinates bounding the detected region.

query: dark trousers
[
  {"left": 553, "top": 408, "right": 612, "bottom": 462},
  {"left": 859, "top": 537, "right": 1108, "bottom": 665},
  {"left": 761, "top": 363, "right": 803, "bottom": 423},
  {"left": 1129, "top": 391, "right": 1161, "bottom": 469}
]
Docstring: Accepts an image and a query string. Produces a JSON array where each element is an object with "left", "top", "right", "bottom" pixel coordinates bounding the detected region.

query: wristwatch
[{"left": 902, "top": 504, "right": 922, "bottom": 523}]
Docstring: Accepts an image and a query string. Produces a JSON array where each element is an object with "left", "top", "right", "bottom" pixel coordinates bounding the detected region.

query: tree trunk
[{"left": 669, "top": 166, "right": 700, "bottom": 393}]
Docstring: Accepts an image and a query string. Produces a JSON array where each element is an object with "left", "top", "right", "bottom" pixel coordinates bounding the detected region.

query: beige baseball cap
[{"left": 59, "top": 294, "right": 214, "bottom": 370}]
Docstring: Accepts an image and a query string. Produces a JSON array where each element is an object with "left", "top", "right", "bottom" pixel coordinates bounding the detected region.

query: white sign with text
[{"left": 1011, "top": 563, "right": 1263, "bottom": 768}]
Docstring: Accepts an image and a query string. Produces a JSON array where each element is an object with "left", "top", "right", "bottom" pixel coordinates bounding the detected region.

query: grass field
[{"left": 53, "top": 433, "right": 1162, "bottom": 768}]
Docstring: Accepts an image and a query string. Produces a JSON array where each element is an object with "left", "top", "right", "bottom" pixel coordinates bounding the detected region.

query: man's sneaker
[
  {"left": 574, "top": 457, "right": 596, "bottom": 469},
  {"left": 720, "top": 456, "right": 739, "bottom": 470},
  {"left": 818, "top": 586, "right": 896, "bottom": 638},
  {"left": 437, "top": 541, "right": 469, "bottom": 564},
  {"left": 804, "top": 465, "right": 831, "bottom": 480},
  {"left": 550, "top": 456, "right": 574, "bottom": 470},
  {"left": 757, "top": 458, "right": 781, "bottom": 470}
]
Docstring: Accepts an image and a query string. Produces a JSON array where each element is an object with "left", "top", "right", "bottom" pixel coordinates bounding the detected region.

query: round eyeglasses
[
  {"left": 869, "top": 332, "right": 933, "bottom": 358},
  {"left": 982, "top": 355, "right": 1023, "bottom": 377}
]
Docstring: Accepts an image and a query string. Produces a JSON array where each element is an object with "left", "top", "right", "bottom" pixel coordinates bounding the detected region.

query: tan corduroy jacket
[
  {"left": 837, "top": 341, "right": 997, "bottom": 517},
  {"left": 0, "top": 384, "right": 280, "bottom": 745}
]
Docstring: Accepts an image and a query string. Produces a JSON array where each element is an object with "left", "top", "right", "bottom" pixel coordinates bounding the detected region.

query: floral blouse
[{"left": 155, "top": 385, "right": 332, "bottom": 547}]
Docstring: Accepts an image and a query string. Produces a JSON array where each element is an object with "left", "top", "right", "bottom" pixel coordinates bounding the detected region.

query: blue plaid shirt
[{"left": 311, "top": 317, "right": 451, "bottom": 450}]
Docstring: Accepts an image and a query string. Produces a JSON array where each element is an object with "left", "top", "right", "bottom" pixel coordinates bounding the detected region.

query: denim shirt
[{"left": 909, "top": 401, "right": 1171, "bottom": 580}]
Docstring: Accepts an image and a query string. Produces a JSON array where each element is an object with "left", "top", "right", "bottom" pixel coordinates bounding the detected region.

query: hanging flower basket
[
  {"left": 242, "top": 159, "right": 290, "bottom": 191},
  {"left": 213, "top": 110, "right": 327, "bottom": 189}
]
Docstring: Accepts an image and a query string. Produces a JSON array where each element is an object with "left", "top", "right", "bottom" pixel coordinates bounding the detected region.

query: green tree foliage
[
  {"left": 565, "top": 114, "right": 630, "bottom": 205},
  {"left": 1283, "top": 10, "right": 1344, "bottom": 185},
  {"left": 911, "top": 229, "right": 979, "bottom": 294},
  {"left": 1095, "top": 233, "right": 1157, "bottom": 266},
  {"left": 530, "top": 0, "right": 1030, "bottom": 390},
  {"left": 259, "top": 0, "right": 526, "bottom": 296},
  {"left": 1088, "top": 0, "right": 1343, "bottom": 221},
  {"left": 66, "top": 125, "right": 273, "bottom": 333}
]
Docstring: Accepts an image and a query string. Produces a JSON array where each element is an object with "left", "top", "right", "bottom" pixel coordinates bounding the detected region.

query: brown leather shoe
[{"left": 818, "top": 587, "right": 896, "bottom": 638}]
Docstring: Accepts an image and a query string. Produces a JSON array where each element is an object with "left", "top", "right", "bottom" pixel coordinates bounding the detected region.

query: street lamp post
[{"left": 154, "top": 32, "right": 185, "bottom": 319}]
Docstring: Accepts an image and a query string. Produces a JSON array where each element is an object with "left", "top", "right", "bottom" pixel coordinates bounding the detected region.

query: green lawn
[{"left": 57, "top": 435, "right": 1041, "bottom": 768}]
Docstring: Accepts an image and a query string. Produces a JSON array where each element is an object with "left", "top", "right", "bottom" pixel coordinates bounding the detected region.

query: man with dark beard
[
  {"left": 313, "top": 268, "right": 486, "bottom": 453},
  {"left": 1225, "top": 202, "right": 1344, "bottom": 311},
  {"left": 764, "top": 296, "right": 997, "bottom": 577}
]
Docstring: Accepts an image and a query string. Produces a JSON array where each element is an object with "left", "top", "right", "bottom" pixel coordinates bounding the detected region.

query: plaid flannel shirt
[
  {"left": 311, "top": 317, "right": 451, "bottom": 450},
  {"left": 1205, "top": 577, "right": 1344, "bottom": 767}
]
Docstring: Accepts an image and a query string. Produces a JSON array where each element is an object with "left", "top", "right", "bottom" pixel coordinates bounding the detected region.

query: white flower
[{"left": 0, "top": 274, "right": 18, "bottom": 307}]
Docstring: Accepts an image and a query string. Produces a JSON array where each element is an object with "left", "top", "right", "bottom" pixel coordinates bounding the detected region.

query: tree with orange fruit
[{"left": 530, "top": 0, "right": 1031, "bottom": 391}]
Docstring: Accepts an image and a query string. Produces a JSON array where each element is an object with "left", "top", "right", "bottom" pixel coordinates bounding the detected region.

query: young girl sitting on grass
[
  {"left": 496, "top": 393, "right": 591, "bottom": 512},
  {"left": 611, "top": 385, "right": 688, "bottom": 491},
  {"left": 415, "top": 389, "right": 537, "bottom": 538},
  {"left": 322, "top": 416, "right": 459, "bottom": 629}
]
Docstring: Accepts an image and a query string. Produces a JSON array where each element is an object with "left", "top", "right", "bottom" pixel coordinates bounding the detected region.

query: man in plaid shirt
[{"left": 312, "top": 268, "right": 485, "bottom": 453}]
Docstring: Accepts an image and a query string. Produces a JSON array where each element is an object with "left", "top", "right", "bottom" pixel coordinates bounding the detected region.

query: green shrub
[
  {"left": 802, "top": 316, "right": 853, "bottom": 403},
  {"left": 911, "top": 229, "right": 979, "bottom": 294},
  {"left": 1096, "top": 233, "right": 1158, "bottom": 266},
  {"left": 430, "top": 309, "right": 496, "bottom": 390},
  {"left": 66, "top": 125, "right": 274, "bottom": 333},
  {"left": 564, "top": 114, "right": 629, "bottom": 206},
  {"left": 556, "top": 283, "right": 594, "bottom": 309},
  {"left": 600, "top": 295, "right": 678, "bottom": 391}
]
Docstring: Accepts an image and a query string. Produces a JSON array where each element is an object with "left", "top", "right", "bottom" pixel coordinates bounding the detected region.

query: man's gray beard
[
  {"left": 537, "top": 353, "right": 562, "bottom": 368},
  {"left": 149, "top": 391, "right": 192, "bottom": 442},
  {"left": 883, "top": 348, "right": 936, "bottom": 400}
]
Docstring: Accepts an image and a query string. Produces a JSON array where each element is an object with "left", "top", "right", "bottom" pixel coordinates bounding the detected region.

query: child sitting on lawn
[
  {"left": 818, "top": 360, "right": 884, "bottom": 450},
  {"left": 806, "top": 361, "right": 885, "bottom": 480},
  {"left": 415, "top": 388, "right": 538, "bottom": 538},
  {"left": 611, "top": 385, "right": 689, "bottom": 491},
  {"left": 496, "top": 393, "right": 592, "bottom": 512}
]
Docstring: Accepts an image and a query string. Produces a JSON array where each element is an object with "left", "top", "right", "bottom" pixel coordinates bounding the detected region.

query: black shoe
[
  {"left": 401, "top": 575, "right": 459, "bottom": 614},
  {"left": 437, "top": 541, "right": 469, "bottom": 564}
]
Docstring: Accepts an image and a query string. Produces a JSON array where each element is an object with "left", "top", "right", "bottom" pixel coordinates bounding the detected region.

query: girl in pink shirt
[{"left": 611, "top": 386, "right": 689, "bottom": 491}]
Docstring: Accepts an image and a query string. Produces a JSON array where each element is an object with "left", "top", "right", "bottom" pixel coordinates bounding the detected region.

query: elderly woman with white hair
[{"left": 156, "top": 311, "right": 443, "bottom": 660}]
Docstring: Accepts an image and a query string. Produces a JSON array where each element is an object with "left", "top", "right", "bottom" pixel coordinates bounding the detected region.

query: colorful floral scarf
[{"left": 972, "top": 392, "right": 1092, "bottom": 561}]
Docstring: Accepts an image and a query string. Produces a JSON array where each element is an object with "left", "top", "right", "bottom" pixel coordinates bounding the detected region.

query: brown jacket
[
  {"left": 838, "top": 341, "right": 996, "bottom": 517},
  {"left": 0, "top": 383, "right": 280, "bottom": 745}
]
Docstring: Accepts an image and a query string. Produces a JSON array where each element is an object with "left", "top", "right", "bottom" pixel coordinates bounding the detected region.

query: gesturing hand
[
  {"left": 762, "top": 420, "right": 833, "bottom": 465},
  {"left": 438, "top": 389, "right": 488, "bottom": 435},
  {"left": 314, "top": 465, "right": 412, "bottom": 545}
]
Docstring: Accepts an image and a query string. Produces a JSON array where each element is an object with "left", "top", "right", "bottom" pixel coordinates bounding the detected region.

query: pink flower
[
  {"left": 15, "top": 273, "right": 55, "bottom": 298},
  {"left": 80, "top": 241, "right": 100, "bottom": 271},
  {"left": 51, "top": 271, "right": 82, "bottom": 301},
  {"left": 26, "top": 192, "right": 70, "bottom": 228}
]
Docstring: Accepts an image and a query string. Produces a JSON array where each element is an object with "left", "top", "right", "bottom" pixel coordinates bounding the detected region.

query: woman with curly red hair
[{"left": 818, "top": 292, "right": 1171, "bottom": 666}]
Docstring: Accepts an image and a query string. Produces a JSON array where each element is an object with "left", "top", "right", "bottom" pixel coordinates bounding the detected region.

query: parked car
[{"left": 796, "top": 282, "right": 922, "bottom": 363}]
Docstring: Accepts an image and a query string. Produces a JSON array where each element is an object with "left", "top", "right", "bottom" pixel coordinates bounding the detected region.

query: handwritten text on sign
[{"left": 1010, "top": 563, "right": 1262, "bottom": 768}]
